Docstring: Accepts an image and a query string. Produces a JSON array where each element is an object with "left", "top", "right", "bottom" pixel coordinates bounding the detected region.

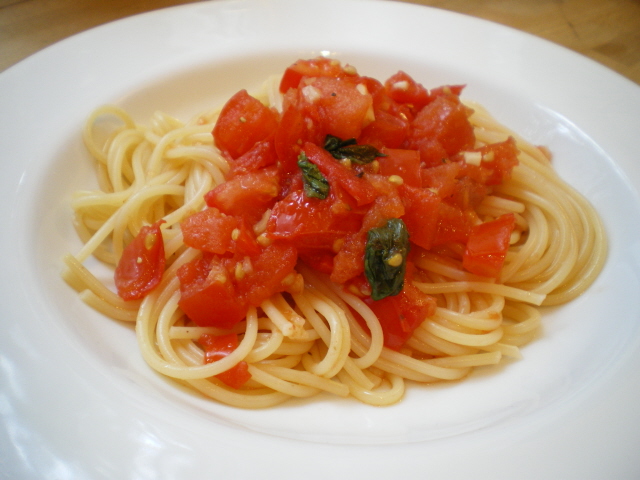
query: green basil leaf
[
  {"left": 298, "top": 153, "right": 329, "bottom": 199},
  {"left": 324, "top": 134, "right": 385, "bottom": 165},
  {"left": 364, "top": 218, "right": 410, "bottom": 301}
]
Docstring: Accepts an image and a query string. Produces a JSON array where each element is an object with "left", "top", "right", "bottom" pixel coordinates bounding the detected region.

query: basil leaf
[
  {"left": 324, "top": 134, "right": 385, "bottom": 165},
  {"left": 298, "top": 153, "right": 329, "bottom": 199},
  {"left": 364, "top": 218, "right": 410, "bottom": 301}
]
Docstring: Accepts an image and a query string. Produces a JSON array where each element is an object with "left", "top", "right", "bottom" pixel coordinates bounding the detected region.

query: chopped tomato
[
  {"left": 409, "top": 94, "right": 475, "bottom": 167},
  {"left": 463, "top": 213, "right": 516, "bottom": 277},
  {"left": 181, "top": 208, "right": 237, "bottom": 254},
  {"left": 212, "top": 89, "right": 278, "bottom": 159},
  {"left": 181, "top": 209, "right": 260, "bottom": 256},
  {"left": 179, "top": 58, "right": 526, "bottom": 352},
  {"left": 298, "top": 249, "right": 335, "bottom": 275},
  {"left": 204, "top": 166, "right": 280, "bottom": 224},
  {"left": 384, "top": 71, "right": 431, "bottom": 113},
  {"left": 420, "top": 161, "right": 461, "bottom": 197},
  {"left": 300, "top": 76, "right": 374, "bottom": 140},
  {"left": 476, "top": 136, "right": 520, "bottom": 185},
  {"left": 358, "top": 109, "right": 410, "bottom": 149},
  {"left": 114, "top": 220, "right": 166, "bottom": 301},
  {"left": 429, "top": 84, "right": 465, "bottom": 98},
  {"left": 303, "top": 142, "right": 378, "bottom": 206},
  {"left": 432, "top": 203, "right": 477, "bottom": 246},
  {"left": 365, "top": 266, "right": 436, "bottom": 350},
  {"left": 198, "top": 334, "right": 251, "bottom": 389},
  {"left": 331, "top": 191, "right": 405, "bottom": 284},
  {"left": 227, "top": 139, "right": 277, "bottom": 178},
  {"left": 377, "top": 148, "right": 422, "bottom": 187},
  {"left": 177, "top": 255, "right": 245, "bottom": 329},
  {"left": 279, "top": 57, "right": 357, "bottom": 93},
  {"left": 267, "top": 189, "right": 361, "bottom": 249},
  {"left": 399, "top": 184, "right": 440, "bottom": 250},
  {"left": 274, "top": 101, "right": 322, "bottom": 179},
  {"left": 177, "top": 241, "right": 297, "bottom": 329},
  {"left": 233, "top": 242, "right": 298, "bottom": 306}
]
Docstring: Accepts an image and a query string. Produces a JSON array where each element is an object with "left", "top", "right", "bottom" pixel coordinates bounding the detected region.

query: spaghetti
[{"left": 62, "top": 59, "right": 606, "bottom": 408}]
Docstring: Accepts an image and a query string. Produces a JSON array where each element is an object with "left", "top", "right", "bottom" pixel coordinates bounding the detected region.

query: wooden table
[{"left": 1, "top": 0, "right": 639, "bottom": 85}]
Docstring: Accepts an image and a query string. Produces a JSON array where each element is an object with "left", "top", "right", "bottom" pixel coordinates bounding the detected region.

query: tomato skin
[
  {"left": 115, "top": 220, "right": 166, "bottom": 301},
  {"left": 198, "top": 334, "right": 252, "bottom": 389},
  {"left": 463, "top": 213, "right": 516, "bottom": 277},
  {"left": 204, "top": 166, "right": 280, "bottom": 224},
  {"left": 212, "top": 89, "right": 278, "bottom": 159}
]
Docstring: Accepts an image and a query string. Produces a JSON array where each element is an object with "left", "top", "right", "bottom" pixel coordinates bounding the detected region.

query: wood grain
[{"left": 1, "top": 0, "right": 639, "bottom": 84}]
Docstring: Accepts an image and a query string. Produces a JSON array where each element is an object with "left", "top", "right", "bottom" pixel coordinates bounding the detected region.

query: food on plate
[{"left": 62, "top": 57, "right": 606, "bottom": 408}]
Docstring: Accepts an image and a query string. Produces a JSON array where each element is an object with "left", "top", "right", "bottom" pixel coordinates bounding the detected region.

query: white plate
[{"left": 2, "top": 0, "right": 640, "bottom": 478}]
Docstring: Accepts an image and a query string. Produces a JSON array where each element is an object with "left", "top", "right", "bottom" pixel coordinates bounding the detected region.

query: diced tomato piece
[
  {"left": 377, "top": 148, "right": 422, "bottom": 187},
  {"left": 177, "top": 256, "right": 245, "bottom": 329},
  {"left": 114, "top": 220, "right": 166, "bottom": 301},
  {"left": 231, "top": 218, "right": 262, "bottom": 256},
  {"left": 358, "top": 109, "right": 410, "bottom": 149},
  {"left": 420, "top": 161, "right": 462, "bottom": 197},
  {"left": 361, "top": 186, "right": 405, "bottom": 231},
  {"left": 365, "top": 266, "right": 436, "bottom": 350},
  {"left": 198, "top": 334, "right": 252, "bottom": 389},
  {"left": 297, "top": 249, "right": 335, "bottom": 275},
  {"left": 384, "top": 71, "right": 431, "bottom": 112},
  {"left": 477, "top": 137, "right": 520, "bottom": 185},
  {"left": 432, "top": 203, "right": 477, "bottom": 246},
  {"left": 399, "top": 184, "right": 440, "bottom": 250},
  {"left": 228, "top": 139, "right": 277, "bottom": 178},
  {"left": 429, "top": 84, "right": 465, "bottom": 98},
  {"left": 331, "top": 191, "right": 405, "bottom": 284},
  {"left": 234, "top": 242, "right": 297, "bottom": 306},
  {"left": 204, "top": 166, "right": 280, "bottom": 224},
  {"left": 177, "top": 241, "right": 297, "bottom": 329},
  {"left": 447, "top": 176, "right": 490, "bottom": 210},
  {"left": 266, "top": 189, "right": 361, "bottom": 249},
  {"left": 330, "top": 230, "right": 366, "bottom": 284},
  {"left": 303, "top": 142, "right": 378, "bottom": 206},
  {"left": 212, "top": 89, "right": 278, "bottom": 159},
  {"left": 181, "top": 208, "right": 237, "bottom": 254},
  {"left": 300, "top": 76, "right": 373, "bottom": 140},
  {"left": 462, "top": 213, "right": 516, "bottom": 277},
  {"left": 279, "top": 57, "right": 357, "bottom": 93},
  {"left": 274, "top": 102, "right": 322, "bottom": 178},
  {"left": 409, "top": 94, "right": 475, "bottom": 167}
]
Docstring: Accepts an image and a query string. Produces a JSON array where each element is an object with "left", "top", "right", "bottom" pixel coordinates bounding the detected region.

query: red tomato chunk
[
  {"left": 115, "top": 220, "right": 166, "bottom": 300},
  {"left": 170, "top": 58, "right": 522, "bottom": 351},
  {"left": 199, "top": 333, "right": 252, "bottom": 389}
]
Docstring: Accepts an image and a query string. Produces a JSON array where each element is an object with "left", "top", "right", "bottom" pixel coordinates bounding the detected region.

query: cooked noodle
[{"left": 62, "top": 75, "right": 606, "bottom": 408}]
